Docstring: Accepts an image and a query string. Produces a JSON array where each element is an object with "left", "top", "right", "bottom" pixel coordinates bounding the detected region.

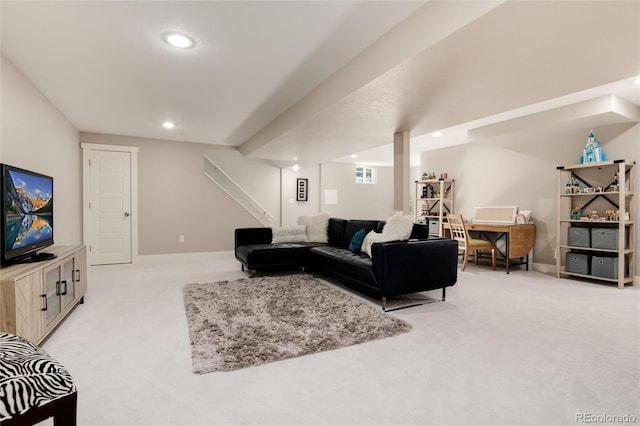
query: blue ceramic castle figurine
[{"left": 579, "top": 130, "right": 608, "bottom": 164}]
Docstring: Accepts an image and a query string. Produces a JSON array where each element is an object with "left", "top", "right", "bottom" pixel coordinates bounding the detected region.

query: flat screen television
[{"left": 1, "top": 163, "right": 56, "bottom": 265}]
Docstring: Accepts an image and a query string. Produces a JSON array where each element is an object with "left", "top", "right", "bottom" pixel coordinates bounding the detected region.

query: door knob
[{"left": 124, "top": 212, "right": 130, "bottom": 218}]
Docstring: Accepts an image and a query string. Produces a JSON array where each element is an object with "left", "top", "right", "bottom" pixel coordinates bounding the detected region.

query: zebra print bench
[{"left": 0, "top": 333, "right": 77, "bottom": 426}]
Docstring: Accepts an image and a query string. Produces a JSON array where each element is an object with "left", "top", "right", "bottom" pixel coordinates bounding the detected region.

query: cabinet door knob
[{"left": 124, "top": 212, "right": 130, "bottom": 218}]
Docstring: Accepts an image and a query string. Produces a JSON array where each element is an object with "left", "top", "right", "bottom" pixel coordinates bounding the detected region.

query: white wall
[
  {"left": 320, "top": 162, "right": 394, "bottom": 220},
  {"left": 281, "top": 165, "right": 322, "bottom": 226},
  {"left": 80, "top": 133, "right": 261, "bottom": 254},
  {"left": 279, "top": 162, "right": 396, "bottom": 226},
  {"left": 421, "top": 123, "right": 639, "bottom": 272},
  {"left": 0, "top": 55, "right": 82, "bottom": 245},
  {"left": 204, "top": 148, "right": 281, "bottom": 227},
  {"left": 77, "top": 134, "right": 398, "bottom": 253}
]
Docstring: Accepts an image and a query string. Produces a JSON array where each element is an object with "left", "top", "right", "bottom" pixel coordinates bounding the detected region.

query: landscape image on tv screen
[{"left": 4, "top": 169, "right": 53, "bottom": 252}]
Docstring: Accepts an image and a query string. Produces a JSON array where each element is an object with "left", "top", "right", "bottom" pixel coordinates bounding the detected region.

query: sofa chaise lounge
[{"left": 235, "top": 217, "right": 458, "bottom": 310}]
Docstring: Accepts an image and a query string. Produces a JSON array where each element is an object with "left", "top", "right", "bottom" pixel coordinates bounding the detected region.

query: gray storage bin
[
  {"left": 567, "top": 227, "right": 590, "bottom": 247},
  {"left": 565, "top": 252, "right": 590, "bottom": 275},
  {"left": 428, "top": 219, "right": 440, "bottom": 236},
  {"left": 591, "top": 228, "right": 619, "bottom": 250},
  {"left": 591, "top": 255, "right": 618, "bottom": 279}
]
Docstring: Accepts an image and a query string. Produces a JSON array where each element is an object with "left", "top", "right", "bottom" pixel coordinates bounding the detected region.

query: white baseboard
[
  {"left": 532, "top": 262, "right": 555, "bottom": 275},
  {"left": 134, "top": 250, "right": 235, "bottom": 263}
]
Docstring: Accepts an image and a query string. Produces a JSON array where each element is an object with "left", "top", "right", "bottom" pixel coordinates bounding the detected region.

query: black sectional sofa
[{"left": 235, "top": 218, "right": 458, "bottom": 310}]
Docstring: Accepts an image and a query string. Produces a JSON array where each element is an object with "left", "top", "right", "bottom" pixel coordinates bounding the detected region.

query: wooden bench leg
[
  {"left": 55, "top": 391, "right": 78, "bottom": 426},
  {"left": 2, "top": 392, "right": 77, "bottom": 426}
]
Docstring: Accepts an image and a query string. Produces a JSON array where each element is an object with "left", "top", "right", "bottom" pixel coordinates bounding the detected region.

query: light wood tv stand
[{"left": 0, "top": 245, "right": 87, "bottom": 344}]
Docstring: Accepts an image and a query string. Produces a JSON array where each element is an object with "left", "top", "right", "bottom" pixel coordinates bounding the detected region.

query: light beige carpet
[{"left": 183, "top": 274, "right": 411, "bottom": 374}]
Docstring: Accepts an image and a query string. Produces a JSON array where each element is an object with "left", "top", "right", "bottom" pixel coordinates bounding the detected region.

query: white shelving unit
[
  {"left": 556, "top": 160, "right": 635, "bottom": 288},
  {"left": 414, "top": 179, "right": 455, "bottom": 237}
]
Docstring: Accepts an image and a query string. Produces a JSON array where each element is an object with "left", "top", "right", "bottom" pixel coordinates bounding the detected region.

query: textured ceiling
[
  {"left": 1, "top": 1, "right": 638, "bottom": 168},
  {"left": 1, "top": 0, "right": 424, "bottom": 145},
  {"left": 249, "top": 0, "right": 640, "bottom": 166}
]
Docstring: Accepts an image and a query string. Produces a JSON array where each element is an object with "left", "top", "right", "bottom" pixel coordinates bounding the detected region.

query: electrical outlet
[{"left": 179, "top": 235, "right": 185, "bottom": 243}]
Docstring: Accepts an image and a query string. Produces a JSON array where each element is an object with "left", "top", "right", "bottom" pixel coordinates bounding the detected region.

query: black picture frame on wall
[{"left": 296, "top": 178, "right": 308, "bottom": 201}]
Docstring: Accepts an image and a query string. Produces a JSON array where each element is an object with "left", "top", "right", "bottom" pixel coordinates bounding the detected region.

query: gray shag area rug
[{"left": 183, "top": 274, "right": 412, "bottom": 374}]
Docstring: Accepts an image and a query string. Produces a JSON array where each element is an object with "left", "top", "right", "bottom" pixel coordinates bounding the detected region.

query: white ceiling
[{"left": 2, "top": 1, "right": 639, "bottom": 168}]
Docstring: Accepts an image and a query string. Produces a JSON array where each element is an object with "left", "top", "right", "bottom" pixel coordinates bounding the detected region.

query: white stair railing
[{"left": 203, "top": 154, "right": 274, "bottom": 226}]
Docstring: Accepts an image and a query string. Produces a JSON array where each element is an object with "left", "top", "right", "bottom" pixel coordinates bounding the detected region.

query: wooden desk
[{"left": 443, "top": 222, "right": 536, "bottom": 273}]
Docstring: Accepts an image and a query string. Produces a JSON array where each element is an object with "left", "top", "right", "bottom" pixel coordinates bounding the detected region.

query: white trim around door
[{"left": 81, "top": 143, "right": 139, "bottom": 266}]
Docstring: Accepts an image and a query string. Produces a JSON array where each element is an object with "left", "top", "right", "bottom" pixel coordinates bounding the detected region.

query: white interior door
[{"left": 89, "top": 150, "right": 132, "bottom": 265}]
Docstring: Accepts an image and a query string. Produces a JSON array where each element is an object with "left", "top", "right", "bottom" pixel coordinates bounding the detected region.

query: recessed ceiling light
[
  {"left": 432, "top": 131, "right": 443, "bottom": 137},
  {"left": 162, "top": 121, "right": 176, "bottom": 129},
  {"left": 163, "top": 32, "right": 195, "bottom": 49},
  {"left": 292, "top": 165, "right": 300, "bottom": 171},
  {"left": 350, "top": 154, "right": 358, "bottom": 158},
  {"left": 634, "top": 76, "right": 640, "bottom": 85}
]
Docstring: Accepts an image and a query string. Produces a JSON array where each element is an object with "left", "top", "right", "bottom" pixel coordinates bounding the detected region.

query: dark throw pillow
[{"left": 349, "top": 228, "right": 367, "bottom": 253}]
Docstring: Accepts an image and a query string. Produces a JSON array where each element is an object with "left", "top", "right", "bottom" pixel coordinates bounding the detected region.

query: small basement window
[{"left": 355, "top": 166, "right": 376, "bottom": 184}]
